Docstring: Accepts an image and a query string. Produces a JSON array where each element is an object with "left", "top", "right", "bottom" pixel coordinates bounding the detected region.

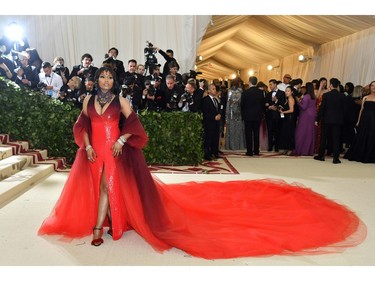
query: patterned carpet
[
  {"left": 148, "top": 156, "right": 239, "bottom": 174},
  {"left": 148, "top": 150, "right": 297, "bottom": 174}
]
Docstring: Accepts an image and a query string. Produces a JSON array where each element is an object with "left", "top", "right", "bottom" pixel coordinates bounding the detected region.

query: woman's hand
[
  {"left": 112, "top": 141, "right": 123, "bottom": 157},
  {"left": 87, "top": 147, "right": 97, "bottom": 162}
]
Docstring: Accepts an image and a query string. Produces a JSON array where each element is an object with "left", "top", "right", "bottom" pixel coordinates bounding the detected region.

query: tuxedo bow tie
[{"left": 45, "top": 75, "right": 51, "bottom": 77}]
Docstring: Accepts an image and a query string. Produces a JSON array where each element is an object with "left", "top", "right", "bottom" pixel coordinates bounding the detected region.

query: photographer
[
  {"left": 178, "top": 78, "right": 199, "bottom": 112},
  {"left": 142, "top": 78, "right": 161, "bottom": 111},
  {"left": 166, "top": 60, "right": 183, "bottom": 88},
  {"left": 103, "top": 47, "right": 125, "bottom": 82},
  {"left": 52, "top": 56, "right": 70, "bottom": 85},
  {"left": 14, "top": 51, "right": 39, "bottom": 89},
  {"left": 58, "top": 76, "right": 81, "bottom": 107},
  {"left": 120, "top": 75, "right": 144, "bottom": 112},
  {"left": 123, "top": 59, "right": 143, "bottom": 89},
  {"left": 76, "top": 76, "right": 96, "bottom": 109},
  {"left": 70, "top": 53, "right": 98, "bottom": 80},
  {"left": 145, "top": 64, "right": 161, "bottom": 82},
  {"left": 154, "top": 46, "right": 180, "bottom": 79},
  {"left": 0, "top": 48, "right": 15, "bottom": 80},
  {"left": 162, "top": 74, "right": 183, "bottom": 112},
  {"left": 38, "top": 61, "right": 63, "bottom": 98}
]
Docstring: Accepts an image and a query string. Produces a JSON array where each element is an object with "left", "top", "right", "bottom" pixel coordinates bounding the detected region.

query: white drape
[
  {"left": 275, "top": 26, "right": 375, "bottom": 86},
  {"left": 0, "top": 15, "right": 212, "bottom": 75}
]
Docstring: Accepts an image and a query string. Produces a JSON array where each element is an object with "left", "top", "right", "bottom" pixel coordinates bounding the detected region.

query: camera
[
  {"left": 144, "top": 41, "right": 158, "bottom": 74},
  {"left": 188, "top": 70, "right": 203, "bottom": 79},
  {"left": 168, "top": 92, "right": 179, "bottom": 110},
  {"left": 54, "top": 64, "right": 66, "bottom": 75},
  {"left": 144, "top": 80, "right": 156, "bottom": 97},
  {"left": 82, "top": 65, "right": 92, "bottom": 76},
  {"left": 121, "top": 84, "right": 133, "bottom": 97},
  {"left": 11, "top": 50, "right": 20, "bottom": 63},
  {"left": 180, "top": 92, "right": 194, "bottom": 105},
  {"left": 37, "top": 81, "right": 47, "bottom": 90}
]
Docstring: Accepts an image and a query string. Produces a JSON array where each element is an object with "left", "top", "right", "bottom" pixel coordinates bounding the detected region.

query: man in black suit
[
  {"left": 14, "top": 51, "right": 39, "bottom": 89},
  {"left": 70, "top": 53, "right": 98, "bottom": 81},
  {"left": 314, "top": 78, "right": 346, "bottom": 164},
  {"left": 241, "top": 76, "right": 266, "bottom": 156},
  {"left": 265, "top": 79, "right": 286, "bottom": 152},
  {"left": 155, "top": 46, "right": 180, "bottom": 79},
  {"left": 103, "top": 47, "right": 125, "bottom": 82},
  {"left": 202, "top": 83, "right": 222, "bottom": 161}
]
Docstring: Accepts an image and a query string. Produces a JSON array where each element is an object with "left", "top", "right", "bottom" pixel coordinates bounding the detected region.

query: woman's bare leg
[{"left": 93, "top": 169, "right": 109, "bottom": 241}]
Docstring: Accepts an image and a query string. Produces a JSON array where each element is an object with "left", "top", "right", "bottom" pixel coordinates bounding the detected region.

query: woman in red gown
[{"left": 38, "top": 67, "right": 366, "bottom": 259}]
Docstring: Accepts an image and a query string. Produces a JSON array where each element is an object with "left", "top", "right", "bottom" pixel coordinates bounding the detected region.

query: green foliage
[
  {"left": 0, "top": 77, "right": 204, "bottom": 165},
  {"left": 0, "top": 77, "right": 80, "bottom": 163},
  {"left": 139, "top": 110, "right": 204, "bottom": 165}
]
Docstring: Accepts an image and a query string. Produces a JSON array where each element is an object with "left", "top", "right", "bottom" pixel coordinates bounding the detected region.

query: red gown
[{"left": 38, "top": 96, "right": 366, "bottom": 259}]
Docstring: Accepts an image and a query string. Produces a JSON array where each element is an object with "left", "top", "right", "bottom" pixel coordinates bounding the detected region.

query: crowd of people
[
  {"left": 218, "top": 74, "right": 375, "bottom": 164},
  {"left": 1, "top": 39, "right": 374, "bottom": 164}
]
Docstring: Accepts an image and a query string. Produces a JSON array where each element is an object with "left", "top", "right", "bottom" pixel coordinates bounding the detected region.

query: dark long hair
[
  {"left": 94, "top": 66, "right": 117, "bottom": 94},
  {"left": 305, "top": 82, "right": 316, "bottom": 100}
]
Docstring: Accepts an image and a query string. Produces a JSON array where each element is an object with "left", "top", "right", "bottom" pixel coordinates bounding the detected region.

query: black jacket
[
  {"left": 241, "top": 86, "right": 266, "bottom": 121},
  {"left": 317, "top": 89, "right": 346, "bottom": 125}
]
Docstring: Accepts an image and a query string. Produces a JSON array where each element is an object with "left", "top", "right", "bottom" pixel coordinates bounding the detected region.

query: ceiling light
[
  {"left": 298, "top": 54, "right": 312, "bottom": 62},
  {"left": 231, "top": 74, "right": 236, "bottom": 79},
  {"left": 268, "top": 65, "right": 279, "bottom": 71},
  {"left": 196, "top": 55, "right": 203, "bottom": 62}
]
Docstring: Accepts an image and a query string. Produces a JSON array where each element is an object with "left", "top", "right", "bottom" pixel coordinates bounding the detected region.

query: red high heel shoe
[{"left": 91, "top": 227, "right": 104, "bottom": 246}]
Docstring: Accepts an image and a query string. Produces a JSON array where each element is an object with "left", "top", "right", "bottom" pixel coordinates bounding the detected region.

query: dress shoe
[
  {"left": 254, "top": 152, "right": 260, "bottom": 156},
  {"left": 333, "top": 158, "right": 341, "bottom": 164},
  {"left": 204, "top": 156, "right": 212, "bottom": 161},
  {"left": 314, "top": 155, "right": 325, "bottom": 161},
  {"left": 245, "top": 152, "right": 253, "bottom": 156},
  {"left": 213, "top": 154, "right": 222, "bottom": 159}
]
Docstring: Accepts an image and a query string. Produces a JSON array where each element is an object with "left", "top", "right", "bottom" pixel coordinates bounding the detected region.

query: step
[
  {"left": 0, "top": 134, "right": 9, "bottom": 144},
  {"left": 4, "top": 141, "right": 29, "bottom": 154},
  {"left": 0, "top": 155, "right": 34, "bottom": 181},
  {"left": 0, "top": 146, "right": 13, "bottom": 160},
  {"left": 0, "top": 164, "right": 54, "bottom": 208}
]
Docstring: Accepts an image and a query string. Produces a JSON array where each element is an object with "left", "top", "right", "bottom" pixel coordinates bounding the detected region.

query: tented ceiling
[{"left": 196, "top": 15, "right": 375, "bottom": 81}]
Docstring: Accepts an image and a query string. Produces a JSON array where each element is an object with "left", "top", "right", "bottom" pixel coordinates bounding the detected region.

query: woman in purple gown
[{"left": 293, "top": 82, "right": 317, "bottom": 156}]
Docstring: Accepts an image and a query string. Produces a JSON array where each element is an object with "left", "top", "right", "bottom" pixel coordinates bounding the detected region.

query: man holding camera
[
  {"left": 38, "top": 62, "right": 63, "bottom": 98},
  {"left": 103, "top": 47, "right": 125, "bottom": 82},
  {"left": 14, "top": 51, "right": 39, "bottom": 89},
  {"left": 154, "top": 46, "right": 180, "bottom": 79},
  {"left": 0, "top": 44, "right": 15, "bottom": 79},
  {"left": 70, "top": 53, "right": 98, "bottom": 80},
  {"left": 52, "top": 57, "right": 70, "bottom": 85},
  {"left": 143, "top": 77, "right": 164, "bottom": 111},
  {"left": 179, "top": 78, "right": 199, "bottom": 112},
  {"left": 161, "top": 74, "right": 183, "bottom": 112},
  {"left": 123, "top": 59, "right": 144, "bottom": 89},
  {"left": 121, "top": 75, "right": 144, "bottom": 112}
]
